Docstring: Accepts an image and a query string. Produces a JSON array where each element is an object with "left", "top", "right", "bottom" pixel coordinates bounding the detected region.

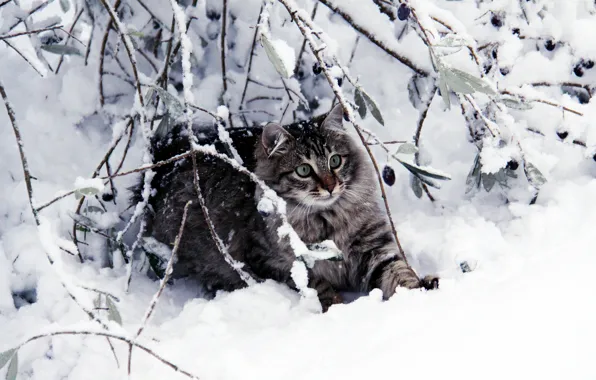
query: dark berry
[
  {"left": 506, "top": 160, "right": 519, "bottom": 171},
  {"left": 296, "top": 68, "right": 305, "bottom": 80},
  {"left": 206, "top": 9, "right": 220, "bottom": 20},
  {"left": 343, "top": 111, "right": 349, "bottom": 122},
  {"left": 556, "top": 131, "right": 569, "bottom": 140},
  {"left": 397, "top": 4, "right": 410, "bottom": 21},
  {"left": 382, "top": 165, "right": 396, "bottom": 186},
  {"left": 174, "top": 81, "right": 184, "bottom": 92},
  {"left": 491, "top": 14, "right": 503, "bottom": 28},
  {"left": 593, "top": 153, "right": 596, "bottom": 162},
  {"left": 544, "top": 40, "right": 556, "bottom": 51},
  {"left": 312, "top": 62, "right": 322, "bottom": 75},
  {"left": 492, "top": 49, "right": 498, "bottom": 59},
  {"left": 512, "top": 28, "right": 520, "bottom": 36},
  {"left": 500, "top": 67, "right": 510, "bottom": 76},
  {"left": 483, "top": 64, "right": 493, "bottom": 74},
  {"left": 336, "top": 77, "right": 343, "bottom": 87},
  {"left": 102, "top": 193, "right": 114, "bottom": 202},
  {"left": 574, "top": 64, "right": 584, "bottom": 77},
  {"left": 577, "top": 91, "right": 591, "bottom": 104},
  {"left": 583, "top": 59, "right": 594, "bottom": 69}
]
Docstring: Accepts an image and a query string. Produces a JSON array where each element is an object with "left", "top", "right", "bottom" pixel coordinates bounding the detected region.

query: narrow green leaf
[
  {"left": 412, "top": 172, "right": 441, "bottom": 189},
  {"left": 481, "top": 173, "right": 497, "bottom": 192},
  {"left": 59, "top": 0, "right": 70, "bottom": 12},
  {"left": 150, "top": 86, "right": 185, "bottom": 120},
  {"left": 0, "top": 349, "right": 16, "bottom": 370},
  {"left": 127, "top": 31, "right": 145, "bottom": 38},
  {"left": 93, "top": 294, "right": 102, "bottom": 309},
  {"left": 354, "top": 89, "right": 367, "bottom": 119},
  {"left": 446, "top": 67, "right": 496, "bottom": 96},
  {"left": 260, "top": 34, "right": 293, "bottom": 78},
  {"left": 6, "top": 352, "right": 17, "bottom": 380},
  {"left": 84, "top": 206, "right": 104, "bottom": 214},
  {"left": 154, "top": 113, "right": 172, "bottom": 140},
  {"left": 410, "top": 174, "right": 423, "bottom": 198},
  {"left": 41, "top": 44, "right": 82, "bottom": 56},
  {"left": 76, "top": 187, "right": 100, "bottom": 197},
  {"left": 396, "top": 143, "right": 418, "bottom": 155},
  {"left": 524, "top": 161, "right": 547, "bottom": 188},
  {"left": 465, "top": 153, "right": 482, "bottom": 194},
  {"left": 360, "top": 90, "right": 384, "bottom": 126},
  {"left": 443, "top": 68, "right": 475, "bottom": 94},
  {"left": 398, "top": 159, "right": 452, "bottom": 180},
  {"left": 106, "top": 296, "right": 122, "bottom": 325},
  {"left": 438, "top": 68, "right": 451, "bottom": 108},
  {"left": 501, "top": 97, "right": 534, "bottom": 110}
]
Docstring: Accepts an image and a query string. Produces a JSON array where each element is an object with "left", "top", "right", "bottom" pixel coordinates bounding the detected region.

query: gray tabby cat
[{"left": 142, "top": 104, "right": 438, "bottom": 311}]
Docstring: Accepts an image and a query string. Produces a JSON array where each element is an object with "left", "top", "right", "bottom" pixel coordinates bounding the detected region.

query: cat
[{"left": 137, "top": 104, "right": 438, "bottom": 311}]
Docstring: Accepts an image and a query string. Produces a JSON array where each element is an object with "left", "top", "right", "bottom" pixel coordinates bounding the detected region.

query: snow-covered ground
[{"left": 1, "top": 0, "right": 596, "bottom": 379}]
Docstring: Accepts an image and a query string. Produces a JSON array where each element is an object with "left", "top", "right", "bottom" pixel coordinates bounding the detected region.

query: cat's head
[{"left": 254, "top": 104, "right": 373, "bottom": 210}]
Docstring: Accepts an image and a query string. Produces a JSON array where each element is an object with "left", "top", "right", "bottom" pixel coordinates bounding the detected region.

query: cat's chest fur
[{"left": 287, "top": 205, "right": 359, "bottom": 254}]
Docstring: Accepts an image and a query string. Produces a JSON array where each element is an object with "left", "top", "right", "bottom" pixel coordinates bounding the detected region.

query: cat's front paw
[{"left": 420, "top": 275, "right": 439, "bottom": 290}]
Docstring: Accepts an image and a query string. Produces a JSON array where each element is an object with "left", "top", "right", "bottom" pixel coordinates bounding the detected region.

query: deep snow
[{"left": 1, "top": 0, "right": 596, "bottom": 379}]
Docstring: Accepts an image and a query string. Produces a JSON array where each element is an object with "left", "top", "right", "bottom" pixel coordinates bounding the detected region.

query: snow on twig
[
  {"left": 10, "top": 328, "right": 202, "bottom": 380},
  {"left": 169, "top": 0, "right": 256, "bottom": 286},
  {"left": 1, "top": 80, "right": 110, "bottom": 328}
]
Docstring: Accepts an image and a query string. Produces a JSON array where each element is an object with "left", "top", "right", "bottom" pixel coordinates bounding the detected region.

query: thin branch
[
  {"left": 56, "top": 9, "right": 84, "bottom": 73},
  {"left": 5, "top": 0, "right": 51, "bottom": 34},
  {"left": 220, "top": 0, "right": 233, "bottom": 128},
  {"left": 316, "top": 0, "right": 429, "bottom": 76},
  {"left": 1, "top": 80, "right": 109, "bottom": 326},
  {"left": 239, "top": 4, "right": 263, "bottom": 110},
  {"left": 170, "top": 0, "right": 255, "bottom": 285},
  {"left": 0, "top": 83, "right": 39, "bottom": 225},
  {"left": 413, "top": 85, "right": 437, "bottom": 202},
  {"left": 0, "top": 25, "right": 63, "bottom": 40},
  {"left": 135, "top": 200, "right": 191, "bottom": 339},
  {"left": 3, "top": 40, "right": 43, "bottom": 77},
  {"left": 294, "top": 1, "right": 318, "bottom": 75},
  {"left": 14, "top": 330, "right": 201, "bottom": 380},
  {"left": 501, "top": 89, "right": 583, "bottom": 116}
]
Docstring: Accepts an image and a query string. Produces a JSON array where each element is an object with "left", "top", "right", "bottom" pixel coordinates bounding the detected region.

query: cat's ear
[
  {"left": 261, "top": 123, "right": 292, "bottom": 157},
  {"left": 321, "top": 104, "right": 345, "bottom": 131}
]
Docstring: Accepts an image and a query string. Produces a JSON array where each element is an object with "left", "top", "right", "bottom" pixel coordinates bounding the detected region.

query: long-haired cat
[{"left": 137, "top": 104, "right": 438, "bottom": 310}]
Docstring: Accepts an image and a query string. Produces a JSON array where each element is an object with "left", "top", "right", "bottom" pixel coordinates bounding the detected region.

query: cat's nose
[{"left": 322, "top": 176, "right": 336, "bottom": 194}]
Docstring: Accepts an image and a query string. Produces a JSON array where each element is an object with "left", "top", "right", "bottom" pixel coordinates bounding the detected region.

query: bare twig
[
  {"left": 13, "top": 330, "right": 201, "bottom": 380},
  {"left": 170, "top": 0, "right": 255, "bottom": 285},
  {"left": 5, "top": 0, "right": 51, "bottom": 34},
  {"left": 316, "top": 0, "right": 429, "bottom": 76},
  {"left": 220, "top": 0, "right": 234, "bottom": 128},
  {"left": 0, "top": 82, "right": 39, "bottom": 224},
  {"left": 0, "top": 25, "right": 63, "bottom": 40},
  {"left": 1, "top": 80, "right": 110, "bottom": 327},
  {"left": 500, "top": 89, "right": 583, "bottom": 116},
  {"left": 56, "top": 10, "right": 85, "bottom": 73},
  {"left": 412, "top": 85, "right": 437, "bottom": 202},
  {"left": 134, "top": 200, "right": 192, "bottom": 339},
  {"left": 3, "top": 40, "right": 43, "bottom": 76},
  {"left": 294, "top": 1, "right": 318, "bottom": 75}
]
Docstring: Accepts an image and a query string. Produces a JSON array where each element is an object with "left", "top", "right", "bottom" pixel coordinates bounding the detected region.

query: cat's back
[{"left": 137, "top": 124, "right": 263, "bottom": 290}]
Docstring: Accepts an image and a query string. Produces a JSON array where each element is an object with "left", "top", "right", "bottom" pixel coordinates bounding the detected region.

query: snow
[
  {"left": 73, "top": 177, "right": 105, "bottom": 193},
  {"left": 2, "top": 0, "right": 596, "bottom": 379}
]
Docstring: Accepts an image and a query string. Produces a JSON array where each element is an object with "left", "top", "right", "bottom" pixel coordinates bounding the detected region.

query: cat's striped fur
[{"left": 140, "top": 104, "right": 438, "bottom": 311}]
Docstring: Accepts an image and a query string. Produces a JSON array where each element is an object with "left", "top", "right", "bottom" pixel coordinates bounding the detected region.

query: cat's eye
[
  {"left": 329, "top": 154, "right": 342, "bottom": 169},
  {"left": 295, "top": 164, "right": 312, "bottom": 177}
]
